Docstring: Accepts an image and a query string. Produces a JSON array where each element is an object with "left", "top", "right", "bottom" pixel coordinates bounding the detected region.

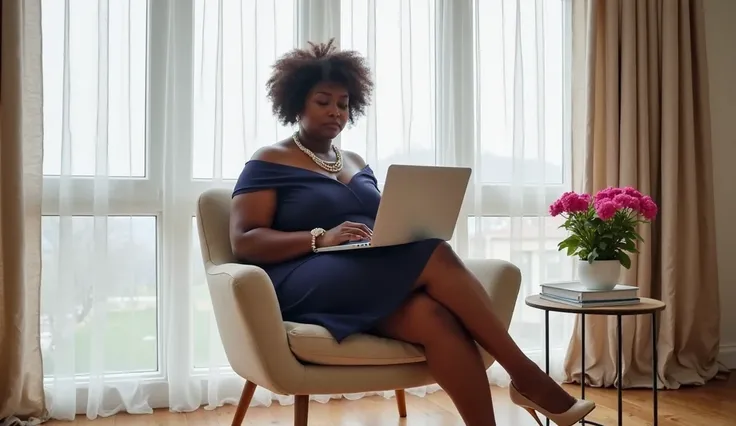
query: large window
[
  {"left": 40, "top": 0, "right": 157, "bottom": 377},
  {"left": 40, "top": 0, "right": 573, "bottom": 411}
]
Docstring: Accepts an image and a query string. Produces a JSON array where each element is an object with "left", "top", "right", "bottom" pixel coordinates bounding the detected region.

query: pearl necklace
[{"left": 292, "top": 132, "right": 343, "bottom": 173}]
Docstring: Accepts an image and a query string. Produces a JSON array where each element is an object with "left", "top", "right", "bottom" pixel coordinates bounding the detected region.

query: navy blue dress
[{"left": 233, "top": 160, "right": 443, "bottom": 342}]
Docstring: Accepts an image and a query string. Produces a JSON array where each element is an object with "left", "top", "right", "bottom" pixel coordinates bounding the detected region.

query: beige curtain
[
  {"left": 0, "top": 0, "right": 46, "bottom": 422},
  {"left": 565, "top": 0, "right": 724, "bottom": 389}
]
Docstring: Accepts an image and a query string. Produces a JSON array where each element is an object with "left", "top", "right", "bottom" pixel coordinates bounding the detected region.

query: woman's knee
[
  {"left": 384, "top": 293, "right": 465, "bottom": 345},
  {"left": 432, "top": 241, "right": 462, "bottom": 265},
  {"left": 416, "top": 241, "right": 464, "bottom": 285}
]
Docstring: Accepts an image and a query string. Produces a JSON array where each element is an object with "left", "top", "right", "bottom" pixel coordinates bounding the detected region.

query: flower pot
[{"left": 577, "top": 259, "right": 621, "bottom": 291}]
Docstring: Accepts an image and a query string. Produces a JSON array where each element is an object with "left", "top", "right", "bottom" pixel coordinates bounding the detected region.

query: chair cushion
[{"left": 284, "top": 322, "right": 426, "bottom": 366}]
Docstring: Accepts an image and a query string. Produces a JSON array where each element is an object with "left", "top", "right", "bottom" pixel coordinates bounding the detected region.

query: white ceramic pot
[{"left": 577, "top": 259, "right": 621, "bottom": 291}]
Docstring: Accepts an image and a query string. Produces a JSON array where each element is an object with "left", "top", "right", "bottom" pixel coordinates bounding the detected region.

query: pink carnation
[
  {"left": 613, "top": 193, "right": 640, "bottom": 211},
  {"left": 595, "top": 200, "right": 618, "bottom": 220},
  {"left": 622, "top": 186, "right": 643, "bottom": 198},
  {"left": 549, "top": 192, "right": 591, "bottom": 216},
  {"left": 595, "top": 187, "right": 623, "bottom": 200},
  {"left": 549, "top": 200, "right": 564, "bottom": 217},
  {"left": 561, "top": 192, "right": 591, "bottom": 213},
  {"left": 639, "top": 196, "right": 658, "bottom": 220}
]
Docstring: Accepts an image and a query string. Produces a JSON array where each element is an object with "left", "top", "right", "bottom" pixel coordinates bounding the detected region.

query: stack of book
[{"left": 539, "top": 281, "right": 640, "bottom": 307}]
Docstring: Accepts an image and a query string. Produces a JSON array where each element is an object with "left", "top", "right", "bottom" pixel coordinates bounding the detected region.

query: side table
[{"left": 525, "top": 295, "right": 666, "bottom": 426}]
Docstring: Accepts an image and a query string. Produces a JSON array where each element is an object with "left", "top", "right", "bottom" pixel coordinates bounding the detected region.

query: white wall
[{"left": 704, "top": 0, "right": 736, "bottom": 369}]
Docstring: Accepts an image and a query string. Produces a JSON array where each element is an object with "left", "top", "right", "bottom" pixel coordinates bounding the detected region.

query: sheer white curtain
[{"left": 39, "top": 0, "right": 576, "bottom": 419}]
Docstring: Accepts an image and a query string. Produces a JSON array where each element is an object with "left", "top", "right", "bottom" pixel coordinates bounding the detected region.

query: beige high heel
[{"left": 508, "top": 382, "right": 596, "bottom": 426}]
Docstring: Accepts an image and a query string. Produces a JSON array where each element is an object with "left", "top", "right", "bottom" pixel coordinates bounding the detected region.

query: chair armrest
[
  {"left": 206, "top": 262, "right": 303, "bottom": 394},
  {"left": 463, "top": 259, "right": 522, "bottom": 330}
]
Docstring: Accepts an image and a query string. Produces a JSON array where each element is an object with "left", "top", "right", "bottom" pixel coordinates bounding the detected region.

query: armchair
[{"left": 195, "top": 188, "right": 522, "bottom": 426}]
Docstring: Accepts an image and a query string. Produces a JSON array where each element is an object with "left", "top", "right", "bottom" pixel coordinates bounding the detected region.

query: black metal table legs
[
  {"left": 542, "top": 312, "right": 659, "bottom": 425},
  {"left": 545, "top": 310, "right": 550, "bottom": 426},
  {"left": 651, "top": 312, "right": 659, "bottom": 425},
  {"left": 616, "top": 315, "right": 622, "bottom": 426},
  {"left": 577, "top": 314, "right": 605, "bottom": 426}
]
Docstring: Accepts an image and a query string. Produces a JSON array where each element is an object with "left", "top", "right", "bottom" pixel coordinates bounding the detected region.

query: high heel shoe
[{"left": 508, "top": 382, "right": 596, "bottom": 426}]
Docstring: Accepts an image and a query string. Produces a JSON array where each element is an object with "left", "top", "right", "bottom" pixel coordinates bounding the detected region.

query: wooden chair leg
[
  {"left": 294, "top": 395, "right": 309, "bottom": 426},
  {"left": 395, "top": 389, "right": 407, "bottom": 418},
  {"left": 231, "top": 381, "right": 257, "bottom": 426}
]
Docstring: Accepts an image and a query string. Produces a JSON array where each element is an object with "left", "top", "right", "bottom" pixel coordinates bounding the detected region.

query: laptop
[{"left": 315, "top": 164, "right": 472, "bottom": 253}]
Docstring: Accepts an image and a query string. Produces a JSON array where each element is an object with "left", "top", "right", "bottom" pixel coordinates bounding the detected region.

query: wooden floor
[{"left": 49, "top": 373, "right": 734, "bottom": 426}]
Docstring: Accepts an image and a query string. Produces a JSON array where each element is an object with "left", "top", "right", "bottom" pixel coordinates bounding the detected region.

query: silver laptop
[{"left": 315, "top": 164, "right": 472, "bottom": 253}]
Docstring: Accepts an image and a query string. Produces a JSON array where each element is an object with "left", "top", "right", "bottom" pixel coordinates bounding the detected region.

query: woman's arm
[
  {"left": 230, "top": 148, "right": 374, "bottom": 264},
  {"left": 229, "top": 190, "right": 314, "bottom": 264},
  {"left": 229, "top": 145, "right": 317, "bottom": 264}
]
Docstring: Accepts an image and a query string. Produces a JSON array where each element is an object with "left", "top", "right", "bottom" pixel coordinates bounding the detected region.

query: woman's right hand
[{"left": 320, "top": 221, "right": 373, "bottom": 247}]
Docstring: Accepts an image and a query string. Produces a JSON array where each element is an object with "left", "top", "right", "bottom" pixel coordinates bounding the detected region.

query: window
[
  {"left": 466, "top": 216, "right": 568, "bottom": 270},
  {"left": 473, "top": 0, "right": 571, "bottom": 216},
  {"left": 475, "top": 0, "right": 567, "bottom": 185},
  {"left": 40, "top": 0, "right": 158, "bottom": 378},
  {"left": 40, "top": 0, "right": 573, "bottom": 409},
  {"left": 191, "top": 218, "right": 228, "bottom": 369},
  {"left": 545, "top": 249, "right": 566, "bottom": 282},
  {"left": 339, "top": 0, "right": 437, "bottom": 179},
  {"left": 41, "top": 0, "right": 148, "bottom": 178},
  {"left": 191, "top": 0, "right": 296, "bottom": 180},
  {"left": 41, "top": 216, "right": 158, "bottom": 375}
]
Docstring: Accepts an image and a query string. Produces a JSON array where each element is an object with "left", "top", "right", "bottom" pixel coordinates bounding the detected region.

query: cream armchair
[{"left": 196, "top": 188, "right": 522, "bottom": 426}]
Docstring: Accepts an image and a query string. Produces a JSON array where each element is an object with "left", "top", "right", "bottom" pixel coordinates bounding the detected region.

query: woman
[{"left": 230, "top": 39, "right": 594, "bottom": 426}]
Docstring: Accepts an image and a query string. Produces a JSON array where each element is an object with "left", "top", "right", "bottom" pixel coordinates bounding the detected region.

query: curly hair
[{"left": 265, "top": 38, "right": 374, "bottom": 126}]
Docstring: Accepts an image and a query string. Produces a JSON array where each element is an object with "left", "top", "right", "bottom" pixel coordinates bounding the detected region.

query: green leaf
[
  {"left": 621, "top": 239, "right": 637, "bottom": 252},
  {"left": 578, "top": 248, "right": 589, "bottom": 260},
  {"left": 618, "top": 251, "right": 632, "bottom": 269},
  {"left": 558, "top": 235, "right": 581, "bottom": 255}
]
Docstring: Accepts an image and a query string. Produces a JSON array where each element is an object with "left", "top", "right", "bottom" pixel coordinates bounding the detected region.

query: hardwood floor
[{"left": 48, "top": 373, "right": 734, "bottom": 426}]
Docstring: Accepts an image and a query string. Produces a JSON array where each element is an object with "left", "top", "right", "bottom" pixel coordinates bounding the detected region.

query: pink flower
[
  {"left": 550, "top": 192, "right": 591, "bottom": 216},
  {"left": 560, "top": 192, "right": 591, "bottom": 213},
  {"left": 594, "top": 189, "right": 610, "bottom": 200},
  {"left": 622, "top": 186, "right": 643, "bottom": 198},
  {"left": 595, "top": 187, "right": 623, "bottom": 200},
  {"left": 639, "top": 196, "right": 658, "bottom": 220},
  {"left": 549, "top": 200, "right": 564, "bottom": 216},
  {"left": 613, "top": 193, "right": 640, "bottom": 211},
  {"left": 595, "top": 200, "right": 618, "bottom": 220}
]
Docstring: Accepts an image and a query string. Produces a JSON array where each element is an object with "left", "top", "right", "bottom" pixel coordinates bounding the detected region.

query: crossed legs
[
  {"left": 376, "top": 292, "right": 497, "bottom": 425},
  {"left": 375, "top": 242, "right": 576, "bottom": 426}
]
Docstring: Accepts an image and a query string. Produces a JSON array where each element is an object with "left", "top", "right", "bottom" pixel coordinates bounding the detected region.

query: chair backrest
[{"left": 196, "top": 188, "right": 237, "bottom": 266}]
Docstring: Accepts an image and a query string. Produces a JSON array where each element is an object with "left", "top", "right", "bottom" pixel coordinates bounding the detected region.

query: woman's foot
[
  {"left": 509, "top": 382, "right": 595, "bottom": 426},
  {"left": 511, "top": 367, "right": 576, "bottom": 414}
]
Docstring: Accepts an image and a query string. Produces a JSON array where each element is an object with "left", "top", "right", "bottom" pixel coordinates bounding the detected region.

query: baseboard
[{"left": 719, "top": 343, "right": 736, "bottom": 369}]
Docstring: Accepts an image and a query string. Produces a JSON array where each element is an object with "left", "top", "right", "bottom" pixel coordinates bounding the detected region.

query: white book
[
  {"left": 540, "top": 281, "right": 639, "bottom": 302},
  {"left": 539, "top": 293, "right": 641, "bottom": 308}
]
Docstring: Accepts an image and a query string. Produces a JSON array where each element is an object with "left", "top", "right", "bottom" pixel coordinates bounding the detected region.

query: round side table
[{"left": 525, "top": 295, "right": 666, "bottom": 426}]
